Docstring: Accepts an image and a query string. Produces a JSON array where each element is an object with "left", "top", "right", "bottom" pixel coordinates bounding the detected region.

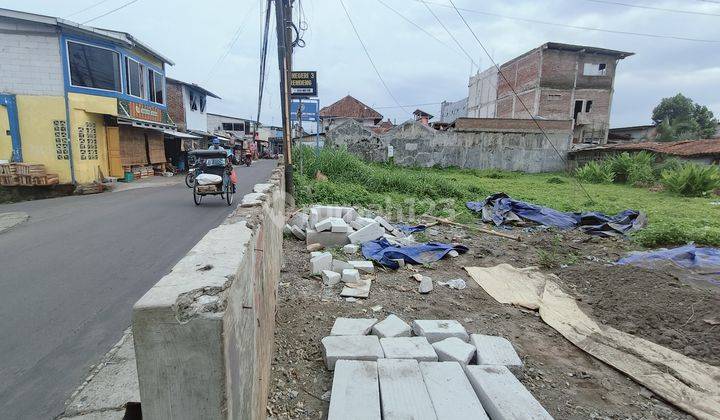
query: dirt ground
[{"left": 267, "top": 219, "right": 719, "bottom": 419}]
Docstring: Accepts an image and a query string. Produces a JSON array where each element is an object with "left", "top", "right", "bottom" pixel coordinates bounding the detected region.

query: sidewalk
[{"left": 110, "top": 174, "right": 183, "bottom": 193}]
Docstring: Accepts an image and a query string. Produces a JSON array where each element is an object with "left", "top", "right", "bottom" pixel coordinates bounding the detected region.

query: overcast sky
[{"left": 6, "top": 0, "right": 720, "bottom": 128}]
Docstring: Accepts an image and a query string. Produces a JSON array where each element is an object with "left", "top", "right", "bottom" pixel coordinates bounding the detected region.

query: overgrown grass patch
[{"left": 293, "top": 147, "right": 720, "bottom": 247}]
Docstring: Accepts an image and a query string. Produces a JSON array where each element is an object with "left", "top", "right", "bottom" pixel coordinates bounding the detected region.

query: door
[{"left": 106, "top": 126, "right": 123, "bottom": 177}]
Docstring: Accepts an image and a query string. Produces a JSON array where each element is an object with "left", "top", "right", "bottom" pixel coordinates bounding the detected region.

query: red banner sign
[{"left": 128, "top": 102, "right": 162, "bottom": 123}]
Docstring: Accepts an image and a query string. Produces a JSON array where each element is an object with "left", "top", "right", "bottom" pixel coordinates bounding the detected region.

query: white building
[{"left": 439, "top": 98, "right": 468, "bottom": 123}]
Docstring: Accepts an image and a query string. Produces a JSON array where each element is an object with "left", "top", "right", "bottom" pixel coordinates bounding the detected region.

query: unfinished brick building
[{"left": 467, "top": 42, "right": 633, "bottom": 144}]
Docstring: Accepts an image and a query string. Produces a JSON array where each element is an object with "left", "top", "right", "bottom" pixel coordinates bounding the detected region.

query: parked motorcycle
[{"left": 185, "top": 168, "right": 196, "bottom": 188}]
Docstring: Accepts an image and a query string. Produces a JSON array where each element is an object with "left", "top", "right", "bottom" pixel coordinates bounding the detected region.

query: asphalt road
[{"left": 0, "top": 160, "right": 278, "bottom": 419}]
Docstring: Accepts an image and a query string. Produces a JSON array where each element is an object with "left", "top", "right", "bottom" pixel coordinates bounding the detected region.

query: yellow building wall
[
  {"left": 0, "top": 106, "right": 13, "bottom": 161},
  {"left": 15, "top": 95, "right": 71, "bottom": 182},
  {"left": 68, "top": 93, "right": 117, "bottom": 183}
]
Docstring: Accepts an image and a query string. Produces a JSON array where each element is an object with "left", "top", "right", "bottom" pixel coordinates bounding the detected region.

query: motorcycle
[
  {"left": 185, "top": 167, "right": 196, "bottom": 188},
  {"left": 241, "top": 151, "right": 252, "bottom": 167}
]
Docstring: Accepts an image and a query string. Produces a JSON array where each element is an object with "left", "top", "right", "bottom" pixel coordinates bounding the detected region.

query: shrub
[
  {"left": 653, "top": 157, "right": 683, "bottom": 177},
  {"left": 627, "top": 163, "right": 656, "bottom": 187},
  {"left": 607, "top": 151, "right": 656, "bottom": 183},
  {"left": 661, "top": 162, "right": 720, "bottom": 196},
  {"left": 575, "top": 161, "right": 615, "bottom": 184}
]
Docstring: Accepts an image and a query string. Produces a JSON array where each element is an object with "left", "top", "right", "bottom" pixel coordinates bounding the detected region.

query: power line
[
  {"left": 374, "top": 0, "right": 466, "bottom": 63},
  {"left": 339, "top": 0, "right": 409, "bottom": 114},
  {"left": 65, "top": 0, "right": 114, "bottom": 18},
  {"left": 255, "top": 0, "right": 273, "bottom": 131},
  {"left": 584, "top": 0, "right": 720, "bottom": 17},
  {"left": 405, "top": 0, "right": 720, "bottom": 43},
  {"left": 206, "top": 1, "right": 260, "bottom": 80},
  {"left": 445, "top": 0, "right": 595, "bottom": 202},
  {"left": 82, "top": 0, "right": 138, "bottom": 24},
  {"left": 417, "top": 0, "right": 478, "bottom": 68}
]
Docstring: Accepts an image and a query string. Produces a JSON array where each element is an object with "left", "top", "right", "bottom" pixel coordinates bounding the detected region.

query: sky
[{"left": 5, "top": 0, "right": 720, "bottom": 128}]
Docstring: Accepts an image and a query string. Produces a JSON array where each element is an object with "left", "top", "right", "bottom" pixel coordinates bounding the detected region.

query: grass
[{"left": 293, "top": 147, "right": 720, "bottom": 247}]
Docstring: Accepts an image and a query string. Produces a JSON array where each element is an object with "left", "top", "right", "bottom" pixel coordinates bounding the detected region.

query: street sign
[
  {"left": 290, "top": 71, "right": 317, "bottom": 98},
  {"left": 290, "top": 100, "right": 319, "bottom": 122}
]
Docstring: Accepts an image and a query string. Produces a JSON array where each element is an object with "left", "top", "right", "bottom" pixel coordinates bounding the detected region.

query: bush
[
  {"left": 653, "top": 157, "right": 683, "bottom": 177},
  {"left": 575, "top": 161, "right": 615, "bottom": 183},
  {"left": 627, "top": 163, "right": 656, "bottom": 187},
  {"left": 607, "top": 151, "right": 656, "bottom": 183},
  {"left": 661, "top": 162, "right": 720, "bottom": 197}
]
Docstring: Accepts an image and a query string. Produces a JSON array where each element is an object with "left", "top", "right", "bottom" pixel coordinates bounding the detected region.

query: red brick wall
[
  {"left": 538, "top": 88, "right": 572, "bottom": 120},
  {"left": 498, "top": 49, "right": 541, "bottom": 98},
  {"left": 166, "top": 82, "right": 186, "bottom": 131},
  {"left": 455, "top": 117, "right": 573, "bottom": 133}
]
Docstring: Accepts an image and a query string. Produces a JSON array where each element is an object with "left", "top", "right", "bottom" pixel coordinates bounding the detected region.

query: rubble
[
  {"left": 310, "top": 252, "right": 332, "bottom": 275},
  {"left": 348, "top": 222, "right": 383, "bottom": 244},
  {"left": 306, "top": 229, "right": 350, "bottom": 247},
  {"left": 340, "top": 278, "right": 372, "bottom": 299},
  {"left": 322, "top": 270, "right": 341, "bottom": 286},
  {"left": 418, "top": 276, "right": 433, "bottom": 294},
  {"left": 341, "top": 269, "right": 360, "bottom": 283},
  {"left": 332, "top": 259, "right": 354, "bottom": 273},
  {"left": 349, "top": 260, "right": 374, "bottom": 274},
  {"left": 291, "top": 225, "right": 306, "bottom": 240},
  {"left": 342, "top": 244, "right": 359, "bottom": 255}
]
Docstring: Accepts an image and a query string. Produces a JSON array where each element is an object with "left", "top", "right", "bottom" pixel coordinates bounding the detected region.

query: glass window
[
  {"left": 126, "top": 58, "right": 145, "bottom": 98},
  {"left": 67, "top": 41, "right": 121, "bottom": 92},
  {"left": 233, "top": 123, "right": 244, "bottom": 131},
  {"left": 222, "top": 123, "right": 233, "bottom": 130},
  {"left": 147, "top": 69, "right": 165, "bottom": 104}
]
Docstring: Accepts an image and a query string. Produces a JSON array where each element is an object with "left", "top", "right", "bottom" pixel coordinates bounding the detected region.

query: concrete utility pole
[{"left": 274, "top": 0, "right": 294, "bottom": 195}]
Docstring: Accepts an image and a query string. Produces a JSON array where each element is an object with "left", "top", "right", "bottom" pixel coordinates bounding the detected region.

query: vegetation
[
  {"left": 293, "top": 147, "right": 720, "bottom": 247},
  {"left": 606, "top": 151, "right": 655, "bottom": 183},
  {"left": 661, "top": 163, "right": 720, "bottom": 197},
  {"left": 652, "top": 93, "right": 718, "bottom": 141},
  {"left": 575, "top": 161, "right": 614, "bottom": 184}
]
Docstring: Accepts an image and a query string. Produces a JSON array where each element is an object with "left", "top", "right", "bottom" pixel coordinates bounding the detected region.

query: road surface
[{"left": 0, "top": 160, "right": 277, "bottom": 419}]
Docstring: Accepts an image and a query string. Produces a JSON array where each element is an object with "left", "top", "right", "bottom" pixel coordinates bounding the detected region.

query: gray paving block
[
  {"left": 332, "top": 259, "right": 354, "bottom": 272},
  {"left": 322, "top": 270, "right": 341, "bottom": 286},
  {"left": 322, "top": 335, "right": 384, "bottom": 370},
  {"left": 291, "top": 225, "right": 306, "bottom": 240},
  {"left": 412, "top": 320, "right": 469, "bottom": 343},
  {"left": 349, "top": 260, "right": 374, "bottom": 273},
  {"left": 328, "top": 360, "right": 381, "bottom": 420},
  {"left": 343, "top": 244, "right": 360, "bottom": 255},
  {"left": 432, "top": 337, "right": 476, "bottom": 365},
  {"left": 331, "top": 318, "right": 378, "bottom": 336},
  {"left": 465, "top": 365, "right": 553, "bottom": 420},
  {"left": 377, "top": 359, "right": 437, "bottom": 420},
  {"left": 310, "top": 252, "right": 332, "bottom": 275},
  {"left": 470, "top": 334, "right": 523, "bottom": 367},
  {"left": 289, "top": 212, "right": 309, "bottom": 229},
  {"left": 306, "top": 229, "right": 350, "bottom": 247},
  {"left": 419, "top": 362, "right": 488, "bottom": 420},
  {"left": 380, "top": 337, "right": 438, "bottom": 362},
  {"left": 348, "top": 222, "right": 383, "bottom": 244},
  {"left": 342, "top": 269, "right": 360, "bottom": 283},
  {"left": 372, "top": 314, "right": 412, "bottom": 338}
]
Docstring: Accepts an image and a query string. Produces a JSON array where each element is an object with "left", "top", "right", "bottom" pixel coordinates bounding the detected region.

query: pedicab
[{"left": 189, "top": 149, "right": 237, "bottom": 206}]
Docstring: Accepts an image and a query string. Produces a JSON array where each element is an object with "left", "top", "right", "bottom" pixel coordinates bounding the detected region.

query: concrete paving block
[
  {"left": 310, "top": 252, "right": 333, "bottom": 275},
  {"left": 465, "top": 365, "right": 553, "bottom": 420},
  {"left": 432, "top": 337, "right": 476, "bottom": 365},
  {"left": 343, "top": 244, "right": 359, "bottom": 255},
  {"left": 340, "top": 278, "right": 372, "bottom": 298},
  {"left": 331, "top": 318, "right": 378, "bottom": 336},
  {"left": 374, "top": 216, "right": 395, "bottom": 232},
  {"left": 470, "top": 334, "right": 523, "bottom": 367},
  {"left": 348, "top": 222, "right": 383, "bottom": 244},
  {"left": 315, "top": 218, "right": 334, "bottom": 232},
  {"left": 349, "top": 260, "right": 375, "bottom": 274},
  {"left": 321, "top": 335, "right": 385, "bottom": 370},
  {"left": 419, "top": 277, "right": 433, "bottom": 294},
  {"left": 283, "top": 224, "right": 292, "bottom": 235},
  {"left": 372, "top": 314, "right": 412, "bottom": 338},
  {"left": 291, "top": 225, "right": 306, "bottom": 240},
  {"left": 332, "top": 259, "right": 354, "bottom": 272},
  {"left": 419, "top": 362, "right": 488, "bottom": 420},
  {"left": 310, "top": 251, "right": 323, "bottom": 259},
  {"left": 328, "top": 360, "right": 381, "bottom": 420},
  {"left": 380, "top": 337, "right": 438, "bottom": 362},
  {"left": 289, "top": 211, "right": 309, "bottom": 229},
  {"left": 342, "top": 269, "right": 360, "bottom": 283},
  {"left": 322, "top": 270, "right": 341, "bottom": 286},
  {"left": 342, "top": 208, "right": 359, "bottom": 223},
  {"left": 306, "top": 229, "right": 350, "bottom": 247},
  {"left": 412, "top": 320, "right": 469, "bottom": 343},
  {"left": 309, "top": 208, "right": 320, "bottom": 229},
  {"left": 253, "top": 183, "right": 274, "bottom": 193},
  {"left": 331, "top": 218, "right": 350, "bottom": 233},
  {"left": 355, "top": 217, "right": 375, "bottom": 228},
  {"left": 377, "top": 359, "right": 437, "bottom": 420}
]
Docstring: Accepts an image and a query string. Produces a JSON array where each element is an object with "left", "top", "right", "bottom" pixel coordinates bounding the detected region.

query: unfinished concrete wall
[
  {"left": 325, "top": 119, "right": 386, "bottom": 162},
  {"left": 132, "top": 166, "right": 284, "bottom": 420}
]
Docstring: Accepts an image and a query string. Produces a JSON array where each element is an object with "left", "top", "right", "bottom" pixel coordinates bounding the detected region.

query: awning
[{"left": 163, "top": 129, "right": 201, "bottom": 139}]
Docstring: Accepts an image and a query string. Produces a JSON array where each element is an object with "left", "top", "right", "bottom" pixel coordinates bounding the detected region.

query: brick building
[{"left": 467, "top": 42, "right": 633, "bottom": 144}]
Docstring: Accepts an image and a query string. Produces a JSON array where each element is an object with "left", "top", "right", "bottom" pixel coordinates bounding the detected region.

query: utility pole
[{"left": 274, "top": 0, "right": 294, "bottom": 195}]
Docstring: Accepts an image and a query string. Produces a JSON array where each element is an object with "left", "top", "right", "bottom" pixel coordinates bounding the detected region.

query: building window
[
  {"left": 67, "top": 41, "right": 121, "bottom": 92},
  {"left": 233, "top": 123, "right": 244, "bottom": 131},
  {"left": 189, "top": 91, "right": 198, "bottom": 111},
  {"left": 147, "top": 69, "right": 164, "bottom": 104},
  {"left": 78, "top": 122, "right": 98, "bottom": 160},
  {"left": 583, "top": 63, "right": 607, "bottom": 76},
  {"left": 585, "top": 100, "right": 593, "bottom": 113},
  {"left": 222, "top": 123, "right": 233, "bottom": 131},
  {"left": 126, "top": 57, "right": 146, "bottom": 99},
  {"left": 53, "top": 120, "right": 69, "bottom": 160}
]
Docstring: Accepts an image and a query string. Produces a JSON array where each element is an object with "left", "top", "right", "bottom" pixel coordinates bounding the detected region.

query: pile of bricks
[{"left": 321, "top": 316, "right": 553, "bottom": 419}]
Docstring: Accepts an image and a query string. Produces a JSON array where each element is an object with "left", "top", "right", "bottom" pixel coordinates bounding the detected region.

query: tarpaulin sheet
[
  {"left": 361, "top": 238, "right": 468, "bottom": 269},
  {"left": 394, "top": 224, "right": 427, "bottom": 234},
  {"left": 467, "top": 193, "right": 646, "bottom": 236},
  {"left": 617, "top": 244, "right": 720, "bottom": 284}
]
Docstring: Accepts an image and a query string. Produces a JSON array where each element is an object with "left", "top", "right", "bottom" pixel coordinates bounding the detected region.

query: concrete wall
[
  {"left": 0, "top": 18, "right": 64, "bottom": 96},
  {"left": 467, "top": 66, "right": 498, "bottom": 118},
  {"left": 183, "top": 85, "right": 209, "bottom": 132},
  {"left": 133, "top": 167, "right": 285, "bottom": 420},
  {"left": 439, "top": 98, "right": 468, "bottom": 123}
]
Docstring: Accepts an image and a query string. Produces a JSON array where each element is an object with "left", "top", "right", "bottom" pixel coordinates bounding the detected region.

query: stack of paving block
[
  {"left": 0, "top": 162, "right": 18, "bottom": 186},
  {"left": 284, "top": 205, "right": 413, "bottom": 249},
  {"left": 1, "top": 163, "right": 58, "bottom": 187},
  {"left": 310, "top": 250, "right": 376, "bottom": 298},
  {"left": 322, "top": 316, "right": 553, "bottom": 420}
]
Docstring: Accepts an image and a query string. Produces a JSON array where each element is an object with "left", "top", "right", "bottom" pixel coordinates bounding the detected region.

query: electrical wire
[
  {"left": 584, "top": 0, "right": 720, "bottom": 17},
  {"left": 206, "top": 1, "right": 260, "bottom": 80},
  {"left": 339, "top": 0, "right": 409, "bottom": 114},
  {"left": 445, "top": 0, "right": 595, "bottom": 202},
  {"left": 255, "top": 0, "right": 273, "bottom": 133},
  {"left": 81, "top": 0, "right": 139, "bottom": 24},
  {"left": 418, "top": 0, "right": 478, "bottom": 69},
  {"left": 405, "top": 0, "right": 720, "bottom": 43},
  {"left": 65, "top": 0, "right": 114, "bottom": 18}
]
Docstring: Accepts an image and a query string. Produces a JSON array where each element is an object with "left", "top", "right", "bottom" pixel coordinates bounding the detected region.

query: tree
[{"left": 651, "top": 94, "right": 718, "bottom": 141}]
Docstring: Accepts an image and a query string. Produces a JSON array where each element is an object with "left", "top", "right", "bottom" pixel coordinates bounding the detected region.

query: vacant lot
[{"left": 293, "top": 147, "right": 720, "bottom": 247}]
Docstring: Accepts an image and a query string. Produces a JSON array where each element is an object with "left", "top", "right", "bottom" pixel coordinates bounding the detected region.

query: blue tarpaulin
[
  {"left": 395, "top": 224, "right": 427, "bottom": 234},
  {"left": 467, "top": 193, "right": 646, "bottom": 236},
  {"left": 617, "top": 244, "right": 720, "bottom": 283},
  {"left": 362, "top": 238, "right": 468, "bottom": 269}
]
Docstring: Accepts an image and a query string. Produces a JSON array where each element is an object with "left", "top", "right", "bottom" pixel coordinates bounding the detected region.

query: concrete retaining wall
[{"left": 132, "top": 166, "right": 285, "bottom": 420}]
